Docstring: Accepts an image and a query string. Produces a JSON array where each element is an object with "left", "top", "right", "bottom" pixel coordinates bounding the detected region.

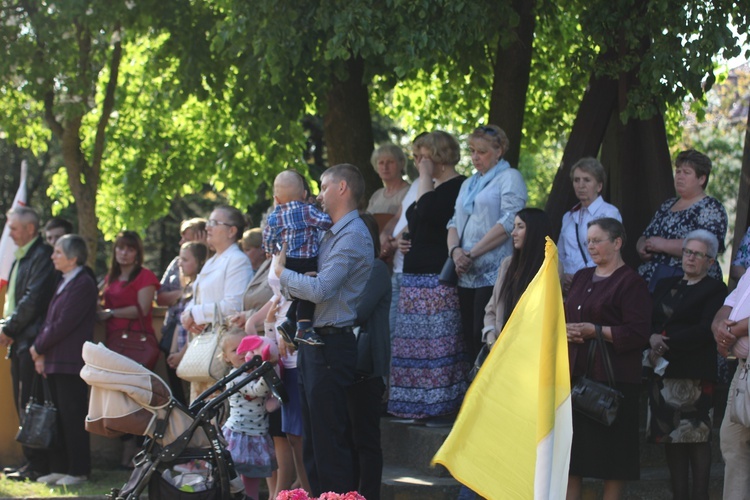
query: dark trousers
[
  {"left": 10, "top": 348, "right": 49, "bottom": 474},
  {"left": 165, "top": 365, "right": 188, "bottom": 405},
  {"left": 457, "top": 286, "right": 494, "bottom": 360},
  {"left": 47, "top": 373, "right": 91, "bottom": 476},
  {"left": 347, "top": 376, "right": 385, "bottom": 500},
  {"left": 285, "top": 256, "right": 318, "bottom": 325},
  {"left": 298, "top": 330, "right": 357, "bottom": 495}
]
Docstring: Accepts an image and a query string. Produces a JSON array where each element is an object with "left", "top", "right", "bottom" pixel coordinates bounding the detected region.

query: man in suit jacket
[{"left": 0, "top": 206, "right": 56, "bottom": 480}]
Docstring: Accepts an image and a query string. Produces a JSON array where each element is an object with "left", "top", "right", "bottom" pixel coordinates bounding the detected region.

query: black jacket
[
  {"left": 2, "top": 236, "right": 56, "bottom": 356},
  {"left": 652, "top": 275, "right": 728, "bottom": 381}
]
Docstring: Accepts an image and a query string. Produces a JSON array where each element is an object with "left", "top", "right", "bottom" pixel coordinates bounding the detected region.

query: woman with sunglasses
[
  {"left": 181, "top": 205, "right": 253, "bottom": 401},
  {"left": 447, "top": 125, "right": 527, "bottom": 361}
]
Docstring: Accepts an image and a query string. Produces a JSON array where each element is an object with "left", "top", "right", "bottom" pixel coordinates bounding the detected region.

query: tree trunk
[
  {"left": 488, "top": 0, "right": 536, "bottom": 168},
  {"left": 60, "top": 122, "right": 100, "bottom": 269},
  {"left": 600, "top": 112, "right": 673, "bottom": 268},
  {"left": 544, "top": 74, "right": 618, "bottom": 237},
  {"left": 730, "top": 108, "right": 750, "bottom": 290},
  {"left": 323, "top": 56, "right": 378, "bottom": 208}
]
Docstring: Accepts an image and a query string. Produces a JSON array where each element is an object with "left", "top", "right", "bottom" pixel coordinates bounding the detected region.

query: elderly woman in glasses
[
  {"left": 181, "top": 205, "right": 253, "bottom": 400},
  {"left": 645, "top": 229, "right": 727, "bottom": 500},
  {"left": 447, "top": 125, "right": 527, "bottom": 360},
  {"left": 566, "top": 218, "right": 650, "bottom": 500}
]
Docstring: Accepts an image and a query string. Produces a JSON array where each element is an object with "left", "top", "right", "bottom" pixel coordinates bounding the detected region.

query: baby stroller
[{"left": 80, "top": 341, "right": 286, "bottom": 500}]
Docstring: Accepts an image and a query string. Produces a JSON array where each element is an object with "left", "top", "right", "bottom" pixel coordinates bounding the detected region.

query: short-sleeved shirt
[
  {"left": 733, "top": 228, "right": 750, "bottom": 269},
  {"left": 366, "top": 184, "right": 410, "bottom": 215},
  {"left": 102, "top": 268, "right": 160, "bottom": 335},
  {"left": 638, "top": 196, "right": 727, "bottom": 283}
]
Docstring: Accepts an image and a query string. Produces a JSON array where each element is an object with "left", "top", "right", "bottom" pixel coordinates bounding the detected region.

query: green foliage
[
  {"left": 580, "top": 0, "right": 749, "bottom": 121},
  {"left": 678, "top": 64, "right": 749, "bottom": 243}
]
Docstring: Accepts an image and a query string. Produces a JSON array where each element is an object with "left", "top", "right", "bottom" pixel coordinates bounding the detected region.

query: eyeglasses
[
  {"left": 479, "top": 126, "right": 498, "bottom": 136},
  {"left": 682, "top": 248, "right": 710, "bottom": 259},
  {"left": 206, "top": 219, "right": 233, "bottom": 228},
  {"left": 586, "top": 238, "right": 612, "bottom": 246}
]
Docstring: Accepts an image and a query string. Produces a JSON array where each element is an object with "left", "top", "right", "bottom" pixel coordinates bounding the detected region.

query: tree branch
[
  {"left": 92, "top": 23, "right": 122, "bottom": 182},
  {"left": 43, "top": 89, "right": 64, "bottom": 138}
]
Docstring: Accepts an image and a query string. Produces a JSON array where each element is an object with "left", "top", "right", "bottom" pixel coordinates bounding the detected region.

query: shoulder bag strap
[
  {"left": 29, "top": 373, "right": 41, "bottom": 404},
  {"left": 584, "top": 335, "right": 596, "bottom": 377},
  {"left": 595, "top": 324, "right": 617, "bottom": 387},
  {"left": 130, "top": 301, "right": 148, "bottom": 334},
  {"left": 40, "top": 376, "right": 54, "bottom": 407},
  {"left": 574, "top": 221, "right": 589, "bottom": 266}
]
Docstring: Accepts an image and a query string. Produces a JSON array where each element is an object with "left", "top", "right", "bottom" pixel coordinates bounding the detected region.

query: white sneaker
[
  {"left": 37, "top": 473, "right": 66, "bottom": 484},
  {"left": 55, "top": 474, "right": 87, "bottom": 486}
]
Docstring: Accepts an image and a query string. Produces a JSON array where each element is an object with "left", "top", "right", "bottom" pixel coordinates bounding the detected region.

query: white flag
[{"left": 0, "top": 160, "right": 29, "bottom": 287}]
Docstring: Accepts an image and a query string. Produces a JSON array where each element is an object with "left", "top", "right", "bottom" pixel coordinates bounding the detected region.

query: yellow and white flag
[
  {"left": 433, "top": 238, "right": 572, "bottom": 499},
  {"left": 0, "top": 160, "right": 28, "bottom": 288}
]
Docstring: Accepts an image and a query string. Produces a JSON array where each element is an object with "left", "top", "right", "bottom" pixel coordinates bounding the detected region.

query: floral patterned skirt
[
  {"left": 387, "top": 273, "right": 469, "bottom": 419},
  {"left": 646, "top": 376, "right": 714, "bottom": 444}
]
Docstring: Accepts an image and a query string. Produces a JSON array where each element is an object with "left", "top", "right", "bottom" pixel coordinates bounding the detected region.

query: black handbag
[
  {"left": 439, "top": 215, "right": 470, "bottom": 287},
  {"left": 438, "top": 258, "right": 458, "bottom": 286},
  {"left": 15, "top": 374, "right": 58, "bottom": 449},
  {"left": 570, "top": 325, "right": 623, "bottom": 426},
  {"left": 468, "top": 343, "right": 490, "bottom": 381}
]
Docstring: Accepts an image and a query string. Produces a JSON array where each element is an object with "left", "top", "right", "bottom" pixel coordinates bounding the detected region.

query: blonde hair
[
  {"left": 468, "top": 124, "right": 510, "bottom": 155},
  {"left": 219, "top": 326, "right": 245, "bottom": 364}
]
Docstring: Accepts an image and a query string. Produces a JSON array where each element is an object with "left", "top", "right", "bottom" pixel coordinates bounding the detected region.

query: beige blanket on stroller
[{"left": 81, "top": 341, "right": 208, "bottom": 447}]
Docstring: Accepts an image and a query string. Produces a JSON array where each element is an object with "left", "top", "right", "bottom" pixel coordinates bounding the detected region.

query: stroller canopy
[{"left": 81, "top": 341, "right": 207, "bottom": 447}]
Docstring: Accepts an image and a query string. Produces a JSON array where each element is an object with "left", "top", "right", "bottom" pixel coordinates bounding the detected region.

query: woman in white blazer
[{"left": 181, "top": 205, "right": 252, "bottom": 399}]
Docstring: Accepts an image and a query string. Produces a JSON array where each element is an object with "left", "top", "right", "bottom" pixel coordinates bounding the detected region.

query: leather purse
[
  {"left": 571, "top": 325, "right": 623, "bottom": 426},
  {"left": 439, "top": 215, "right": 470, "bottom": 287},
  {"left": 438, "top": 258, "right": 458, "bottom": 286},
  {"left": 176, "top": 305, "right": 229, "bottom": 383},
  {"left": 16, "top": 375, "right": 58, "bottom": 449},
  {"left": 468, "top": 343, "right": 490, "bottom": 382},
  {"left": 106, "top": 302, "right": 160, "bottom": 370}
]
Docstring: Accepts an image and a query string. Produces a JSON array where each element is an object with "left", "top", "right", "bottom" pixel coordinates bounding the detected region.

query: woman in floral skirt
[{"left": 387, "top": 130, "right": 469, "bottom": 425}]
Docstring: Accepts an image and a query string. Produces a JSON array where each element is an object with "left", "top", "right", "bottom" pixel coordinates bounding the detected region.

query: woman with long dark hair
[
  {"left": 458, "top": 208, "right": 553, "bottom": 500},
  {"left": 483, "top": 208, "right": 553, "bottom": 345},
  {"left": 99, "top": 230, "right": 160, "bottom": 469}
]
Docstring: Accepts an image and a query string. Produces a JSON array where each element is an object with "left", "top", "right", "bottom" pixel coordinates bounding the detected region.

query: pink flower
[
  {"left": 276, "top": 489, "right": 311, "bottom": 500},
  {"left": 318, "top": 492, "right": 366, "bottom": 500},
  {"left": 276, "top": 489, "right": 365, "bottom": 500},
  {"left": 341, "top": 493, "right": 367, "bottom": 500}
]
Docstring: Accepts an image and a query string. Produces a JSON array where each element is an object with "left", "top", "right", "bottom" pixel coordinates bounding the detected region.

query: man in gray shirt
[{"left": 277, "top": 163, "right": 374, "bottom": 495}]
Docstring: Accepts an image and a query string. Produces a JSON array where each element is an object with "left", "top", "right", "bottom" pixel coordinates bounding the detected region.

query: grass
[{"left": 0, "top": 469, "right": 132, "bottom": 498}]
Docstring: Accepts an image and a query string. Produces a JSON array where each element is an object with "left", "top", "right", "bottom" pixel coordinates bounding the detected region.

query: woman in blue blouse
[{"left": 447, "top": 125, "right": 527, "bottom": 360}]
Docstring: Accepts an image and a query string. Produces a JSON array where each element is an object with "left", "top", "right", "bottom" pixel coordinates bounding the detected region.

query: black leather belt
[{"left": 315, "top": 326, "right": 353, "bottom": 336}]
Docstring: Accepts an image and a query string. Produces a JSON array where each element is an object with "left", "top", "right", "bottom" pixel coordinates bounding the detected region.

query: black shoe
[
  {"left": 6, "top": 468, "right": 42, "bottom": 481},
  {"left": 277, "top": 320, "right": 298, "bottom": 347},
  {"left": 3, "top": 463, "right": 29, "bottom": 475},
  {"left": 295, "top": 329, "right": 325, "bottom": 347}
]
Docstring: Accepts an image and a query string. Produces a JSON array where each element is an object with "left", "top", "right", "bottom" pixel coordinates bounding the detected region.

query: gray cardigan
[{"left": 355, "top": 259, "right": 392, "bottom": 379}]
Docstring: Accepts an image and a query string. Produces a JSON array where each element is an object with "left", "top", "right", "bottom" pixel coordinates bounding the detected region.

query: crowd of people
[{"left": 0, "top": 130, "right": 748, "bottom": 500}]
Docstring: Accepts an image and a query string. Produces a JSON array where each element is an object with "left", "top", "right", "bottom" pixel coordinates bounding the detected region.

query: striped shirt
[
  {"left": 280, "top": 210, "right": 373, "bottom": 327},
  {"left": 263, "top": 201, "right": 332, "bottom": 259}
]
